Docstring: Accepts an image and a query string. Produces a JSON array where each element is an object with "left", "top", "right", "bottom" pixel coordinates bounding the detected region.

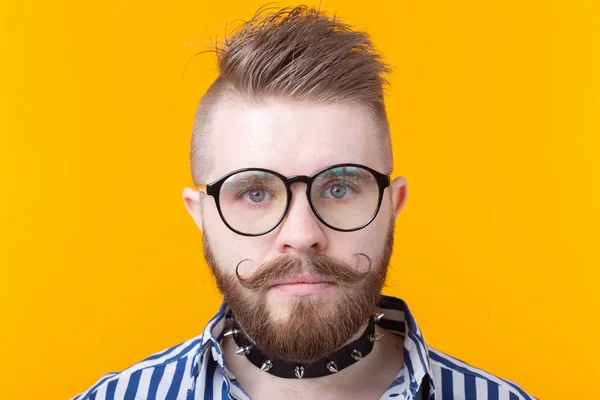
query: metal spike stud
[
  {"left": 351, "top": 349, "right": 363, "bottom": 361},
  {"left": 260, "top": 360, "right": 273, "bottom": 372},
  {"left": 369, "top": 333, "right": 384, "bottom": 342},
  {"left": 294, "top": 366, "right": 305, "bottom": 379},
  {"left": 235, "top": 346, "right": 252, "bottom": 355},
  {"left": 373, "top": 313, "right": 385, "bottom": 322},
  {"left": 224, "top": 329, "right": 240, "bottom": 338},
  {"left": 326, "top": 361, "right": 338, "bottom": 373}
]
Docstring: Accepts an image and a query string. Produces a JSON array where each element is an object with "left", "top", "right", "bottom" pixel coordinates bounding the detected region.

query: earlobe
[
  {"left": 390, "top": 177, "right": 408, "bottom": 218},
  {"left": 182, "top": 187, "right": 204, "bottom": 232}
]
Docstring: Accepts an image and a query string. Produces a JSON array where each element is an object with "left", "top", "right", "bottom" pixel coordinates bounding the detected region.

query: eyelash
[
  {"left": 235, "top": 186, "right": 278, "bottom": 209},
  {"left": 319, "top": 180, "right": 360, "bottom": 196}
]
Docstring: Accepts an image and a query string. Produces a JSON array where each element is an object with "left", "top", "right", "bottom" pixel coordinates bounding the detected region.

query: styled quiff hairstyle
[{"left": 191, "top": 5, "right": 393, "bottom": 186}]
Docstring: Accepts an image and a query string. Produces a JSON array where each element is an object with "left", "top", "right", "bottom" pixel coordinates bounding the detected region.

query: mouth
[{"left": 269, "top": 275, "right": 334, "bottom": 296}]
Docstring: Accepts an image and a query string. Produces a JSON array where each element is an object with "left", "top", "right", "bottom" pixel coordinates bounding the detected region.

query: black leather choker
[{"left": 224, "top": 313, "right": 385, "bottom": 379}]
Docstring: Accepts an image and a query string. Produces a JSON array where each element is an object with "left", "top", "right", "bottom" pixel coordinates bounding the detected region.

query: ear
[
  {"left": 390, "top": 176, "right": 408, "bottom": 218},
  {"left": 182, "top": 187, "right": 204, "bottom": 232}
]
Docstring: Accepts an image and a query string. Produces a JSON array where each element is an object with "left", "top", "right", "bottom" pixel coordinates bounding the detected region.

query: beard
[{"left": 202, "top": 217, "right": 395, "bottom": 364}]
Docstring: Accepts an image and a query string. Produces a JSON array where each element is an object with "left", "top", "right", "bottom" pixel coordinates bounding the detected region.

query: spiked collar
[{"left": 223, "top": 312, "right": 384, "bottom": 379}]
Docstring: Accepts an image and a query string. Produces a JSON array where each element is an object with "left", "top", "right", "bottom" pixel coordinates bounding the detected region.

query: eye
[
  {"left": 242, "top": 188, "right": 272, "bottom": 203},
  {"left": 321, "top": 183, "right": 354, "bottom": 199}
]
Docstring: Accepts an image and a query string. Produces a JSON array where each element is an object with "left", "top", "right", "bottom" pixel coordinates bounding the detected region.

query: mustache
[{"left": 235, "top": 252, "right": 371, "bottom": 291}]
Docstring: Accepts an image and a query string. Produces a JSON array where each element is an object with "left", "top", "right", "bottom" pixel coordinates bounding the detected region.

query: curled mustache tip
[{"left": 235, "top": 259, "right": 255, "bottom": 281}]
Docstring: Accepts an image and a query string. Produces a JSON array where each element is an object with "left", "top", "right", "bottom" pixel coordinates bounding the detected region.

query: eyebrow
[
  {"left": 223, "top": 171, "right": 276, "bottom": 189},
  {"left": 220, "top": 164, "right": 374, "bottom": 186},
  {"left": 321, "top": 167, "right": 370, "bottom": 179}
]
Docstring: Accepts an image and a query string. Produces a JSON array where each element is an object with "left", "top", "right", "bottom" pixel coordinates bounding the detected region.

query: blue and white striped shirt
[{"left": 71, "top": 295, "right": 537, "bottom": 400}]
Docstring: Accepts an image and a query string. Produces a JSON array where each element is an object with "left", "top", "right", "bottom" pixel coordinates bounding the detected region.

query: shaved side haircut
[{"left": 190, "top": 5, "right": 393, "bottom": 186}]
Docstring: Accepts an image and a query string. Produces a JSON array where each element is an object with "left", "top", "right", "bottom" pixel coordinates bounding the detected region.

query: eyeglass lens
[{"left": 218, "top": 166, "right": 380, "bottom": 235}]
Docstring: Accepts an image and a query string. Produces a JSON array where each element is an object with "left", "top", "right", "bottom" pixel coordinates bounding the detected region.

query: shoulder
[
  {"left": 70, "top": 334, "right": 204, "bottom": 400},
  {"left": 426, "top": 345, "right": 538, "bottom": 400}
]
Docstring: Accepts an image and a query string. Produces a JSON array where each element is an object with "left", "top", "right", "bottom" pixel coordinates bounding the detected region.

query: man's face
[{"left": 184, "top": 96, "right": 407, "bottom": 363}]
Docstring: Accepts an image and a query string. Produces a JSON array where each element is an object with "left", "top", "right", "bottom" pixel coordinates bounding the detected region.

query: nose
[{"left": 274, "top": 182, "right": 327, "bottom": 253}]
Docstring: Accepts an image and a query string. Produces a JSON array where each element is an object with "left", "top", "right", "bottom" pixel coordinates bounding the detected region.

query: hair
[{"left": 190, "top": 4, "right": 394, "bottom": 186}]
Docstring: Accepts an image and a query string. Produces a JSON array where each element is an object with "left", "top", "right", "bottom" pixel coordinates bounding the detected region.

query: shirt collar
[{"left": 191, "top": 294, "right": 435, "bottom": 398}]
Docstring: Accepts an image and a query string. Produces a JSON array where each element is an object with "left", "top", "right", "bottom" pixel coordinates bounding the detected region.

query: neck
[{"left": 221, "top": 317, "right": 406, "bottom": 399}]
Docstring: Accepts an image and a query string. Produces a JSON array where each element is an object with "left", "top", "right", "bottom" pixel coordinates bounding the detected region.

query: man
[{"left": 72, "top": 5, "right": 536, "bottom": 400}]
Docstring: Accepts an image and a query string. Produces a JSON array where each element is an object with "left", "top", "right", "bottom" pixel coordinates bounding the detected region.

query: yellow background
[{"left": 1, "top": 0, "right": 598, "bottom": 398}]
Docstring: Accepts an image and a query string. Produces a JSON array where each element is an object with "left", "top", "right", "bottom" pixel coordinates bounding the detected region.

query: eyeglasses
[{"left": 197, "top": 163, "right": 391, "bottom": 237}]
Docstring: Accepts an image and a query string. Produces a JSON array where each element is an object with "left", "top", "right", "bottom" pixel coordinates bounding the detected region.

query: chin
[{"left": 265, "top": 290, "right": 337, "bottom": 322}]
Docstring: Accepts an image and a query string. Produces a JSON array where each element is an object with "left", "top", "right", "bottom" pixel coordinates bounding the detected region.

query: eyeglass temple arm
[{"left": 196, "top": 184, "right": 208, "bottom": 196}]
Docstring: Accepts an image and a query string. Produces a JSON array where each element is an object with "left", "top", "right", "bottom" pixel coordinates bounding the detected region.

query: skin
[{"left": 182, "top": 96, "right": 408, "bottom": 399}]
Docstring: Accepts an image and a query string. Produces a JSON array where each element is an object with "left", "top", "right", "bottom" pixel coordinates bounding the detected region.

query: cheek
[
  {"left": 377, "top": 194, "right": 394, "bottom": 220},
  {"left": 325, "top": 228, "right": 386, "bottom": 266},
  {"left": 355, "top": 201, "right": 394, "bottom": 252},
  {"left": 203, "top": 210, "right": 238, "bottom": 270},
  {"left": 203, "top": 210, "right": 271, "bottom": 274}
]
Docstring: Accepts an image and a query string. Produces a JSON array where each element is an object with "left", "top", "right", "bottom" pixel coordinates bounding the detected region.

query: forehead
[{"left": 208, "top": 96, "right": 384, "bottom": 181}]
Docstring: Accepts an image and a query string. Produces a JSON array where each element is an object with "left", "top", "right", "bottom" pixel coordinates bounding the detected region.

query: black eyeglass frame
[{"left": 197, "top": 163, "right": 391, "bottom": 237}]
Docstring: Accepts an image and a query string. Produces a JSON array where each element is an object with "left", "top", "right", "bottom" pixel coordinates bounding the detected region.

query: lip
[
  {"left": 269, "top": 275, "right": 334, "bottom": 296},
  {"left": 270, "top": 275, "right": 332, "bottom": 286}
]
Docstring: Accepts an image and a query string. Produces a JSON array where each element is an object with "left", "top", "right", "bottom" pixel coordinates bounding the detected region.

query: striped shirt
[{"left": 70, "top": 295, "right": 537, "bottom": 400}]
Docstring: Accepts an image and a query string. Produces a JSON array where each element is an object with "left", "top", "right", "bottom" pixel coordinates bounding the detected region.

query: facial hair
[{"left": 202, "top": 218, "right": 395, "bottom": 364}]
